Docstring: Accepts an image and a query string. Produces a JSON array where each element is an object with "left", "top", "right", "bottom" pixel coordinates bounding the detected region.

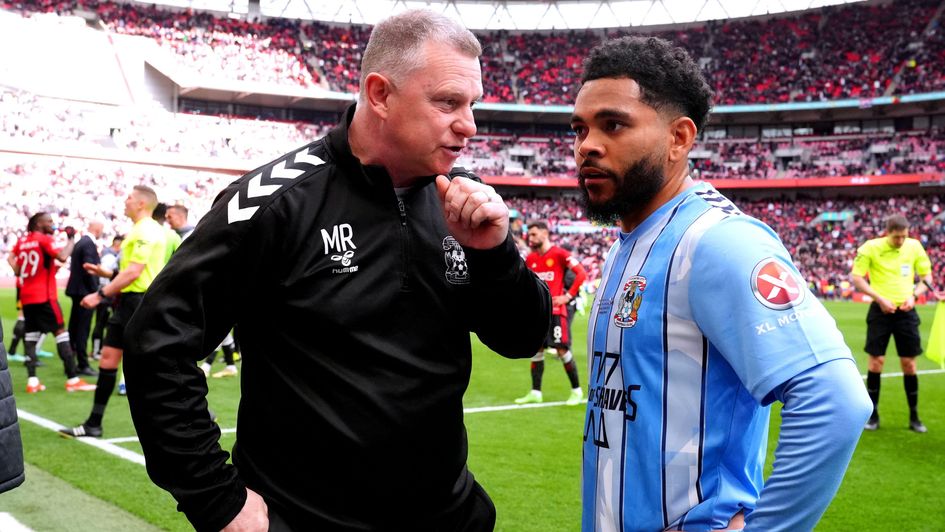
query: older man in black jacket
[
  {"left": 123, "top": 9, "right": 550, "bottom": 532},
  {"left": 0, "top": 319, "right": 25, "bottom": 494},
  {"left": 65, "top": 221, "right": 103, "bottom": 376}
]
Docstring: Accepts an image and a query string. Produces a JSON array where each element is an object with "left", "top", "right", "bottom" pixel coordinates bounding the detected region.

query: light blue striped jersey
[{"left": 581, "top": 182, "right": 852, "bottom": 532}]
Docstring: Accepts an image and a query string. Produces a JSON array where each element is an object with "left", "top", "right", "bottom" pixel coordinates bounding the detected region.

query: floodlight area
[{"left": 255, "top": 0, "right": 867, "bottom": 30}]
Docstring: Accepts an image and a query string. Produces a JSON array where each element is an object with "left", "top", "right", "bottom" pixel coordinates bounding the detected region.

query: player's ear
[
  {"left": 362, "top": 72, "right": 395, "bottom": 119},
  {"left": 667, "top": 116, "right": 697, "bottom": 163}
]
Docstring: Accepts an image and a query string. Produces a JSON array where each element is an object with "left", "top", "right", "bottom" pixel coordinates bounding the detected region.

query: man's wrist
[{"left": 98, "top": 287, "right": 108, "bottom": 299}]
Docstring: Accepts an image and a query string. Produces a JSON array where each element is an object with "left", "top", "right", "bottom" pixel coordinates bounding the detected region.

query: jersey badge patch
[
  {"left": 751, "top": 257, "right": 805, "bottom": 310},
  {"left": 443, "top": 236, "right": 469, "bottom": 285},
  {"left": 614, "top": 275, "right": 647, "bottom": 328}
]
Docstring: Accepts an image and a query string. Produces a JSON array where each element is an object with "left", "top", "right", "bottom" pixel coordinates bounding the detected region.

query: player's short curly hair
[{"left": 581, "top": 36, "right": 713, "bottom": 133}]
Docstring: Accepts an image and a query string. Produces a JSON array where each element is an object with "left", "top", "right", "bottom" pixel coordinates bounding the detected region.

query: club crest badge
[
  {"left": 614, "top": 275, "right": 647, "bottom": 328},
  {"left": 443, "top": 236, "right": 470, "bottom": 285}
]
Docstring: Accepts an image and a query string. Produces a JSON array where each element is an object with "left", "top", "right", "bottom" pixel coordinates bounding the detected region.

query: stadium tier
[
  {"left": 3, "top": 0, "right": 945, "bottom": 104},
  {"left": 0, "top": 0, "right": 943, "bottom": 297}
]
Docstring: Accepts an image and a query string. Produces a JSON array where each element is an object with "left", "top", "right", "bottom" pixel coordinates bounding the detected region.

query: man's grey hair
[{"left": 359, "top": 9, "right": 481, "bottom": 97}]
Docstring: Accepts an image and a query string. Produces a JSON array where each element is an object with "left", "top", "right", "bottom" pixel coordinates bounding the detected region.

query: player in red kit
[
  {"left": 515, "top": 220, "right": 587, "bottom": 405},
  {"left": 9, "top": 213, "right": 95, "bottom": 393}
]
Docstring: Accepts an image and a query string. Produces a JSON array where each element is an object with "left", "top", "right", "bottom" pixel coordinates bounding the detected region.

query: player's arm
[
  {"left": 744, "top": 359, "right": 871, "bottom": 531},
  {"left": 53, "top": 227, "right": 76, "bottom": 262},
  {"left": 690, "top": 219, "right": 870, "bottom": 530},
  {"left": 918, "top": 276, "right": 945, "bottom": 300},
  {"left": 851, "top": 246, "right": 896, "bottom": 313},
  {"left": 123, "top": 183, "right": 271, "bottom": 532},
  {"left": 7, "top": 252, "right": 19, "bottom": 276},
  {"left": 81, "top": 262, "right": 144, "bottom": 309},
  {"left": 565, "top": 254, "right": 588, "bottom": 299},
  {"left": 436, "top": 174, "right": 551, "bottom": 358}
]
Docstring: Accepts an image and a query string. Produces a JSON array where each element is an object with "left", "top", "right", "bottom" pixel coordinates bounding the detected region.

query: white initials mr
[{"left": 321, "top": 224, "right": 357, "bottom": 255}]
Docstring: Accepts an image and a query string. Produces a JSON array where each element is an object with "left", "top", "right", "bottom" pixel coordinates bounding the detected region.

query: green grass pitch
[{"left": 1, "top": 288, "right": 944, "bottom": 531}]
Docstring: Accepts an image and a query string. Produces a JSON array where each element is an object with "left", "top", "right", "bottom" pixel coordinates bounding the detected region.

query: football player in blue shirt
[{"left": 571, "top": 36, "right": 872, "bottom": 531}]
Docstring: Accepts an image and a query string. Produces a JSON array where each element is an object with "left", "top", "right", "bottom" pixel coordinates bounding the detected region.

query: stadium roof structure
[{"left": 257, "top": 0, "right": 867, "bottom": 29}]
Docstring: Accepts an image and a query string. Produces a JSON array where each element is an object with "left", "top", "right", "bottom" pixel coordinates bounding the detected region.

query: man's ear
[
  {"left": 362, "top": 72, "right": 395, "bottom": 119},
  {"left": 667, "top": 116, "right": 697, "bottom": 164}
]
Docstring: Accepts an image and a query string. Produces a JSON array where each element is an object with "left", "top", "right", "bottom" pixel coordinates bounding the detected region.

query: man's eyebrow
[{"left": 571, "top": 108, "right": 632, "bottom": 124}]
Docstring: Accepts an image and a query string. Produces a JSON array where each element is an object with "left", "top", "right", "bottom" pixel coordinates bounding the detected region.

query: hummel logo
[
  {"left": 331, "top": 250, "right": 355, "bottom": 266},
  {"left": 227, "top": 148, "right": 325, "bottom": 224}
]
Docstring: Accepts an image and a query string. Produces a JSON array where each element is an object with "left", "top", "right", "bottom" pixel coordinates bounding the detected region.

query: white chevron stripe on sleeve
[
  {"left": 247, "top": 173, "right": 281, "bottom": 198},
  {"left": 227, "top": 193, "right": 259, "bottom": 224},
  {"left": 270, "top": 159, "right": 305, "bottom": 180},
  {"left": 294, "top": 151, "right": 325, "bottom": 167}
]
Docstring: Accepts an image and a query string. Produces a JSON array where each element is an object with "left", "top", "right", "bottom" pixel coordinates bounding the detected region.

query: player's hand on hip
[
  {"left": 899, "top": 296, "right": 916, "bottom": 312},
  {"left": 876, "top": 296, "right": 897, "bottom": 314},
  {"left": 552, "top": 295, "right": 571, "bottom": 307},
  {"left": 221, "top": 488, "right": 268, "bottom": 532},
  {"left": 435, "top": 175, "right": 509, "bottom": 249}
]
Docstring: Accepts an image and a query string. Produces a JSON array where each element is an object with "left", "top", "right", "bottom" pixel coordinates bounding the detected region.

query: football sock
[
  {"left": 24, "top": 332, "right": 40, "bottom": 378},
  {"left": 904, "top": 374, "right": 919, "bottom": 421},
  {"left": 222, "top": 342, "right": 236, "bottom": 366},
  {"left": 561, "top": 351, "right": 580, "bottom": 390},
  {"left": 87, "top": 368, "right": 117, "bottom": 427},
  {"left": 866, "top": 371, "right": 881, "bottom": 419},
  {"left": 530, "top": 360, "right": 544, "bottom": 391},
  {"left": 56, "top": 332, "right": 78, "bottom": 379},
  {"left": 9, "top": 317, "right": 25, "bottom": 354}
]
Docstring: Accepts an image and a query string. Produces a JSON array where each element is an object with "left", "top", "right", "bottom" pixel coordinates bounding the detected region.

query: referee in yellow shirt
[
  {"left": 852, "top": 214, "right": 945, "bottom": 433},
  {"left": 59, "top": 185, "right": 168, "bottom": 438}
]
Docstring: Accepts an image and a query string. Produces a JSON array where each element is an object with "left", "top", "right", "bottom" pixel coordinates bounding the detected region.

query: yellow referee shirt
[
  {"left": 120, "top": 217, "right": 168, "bottom": 293},
  {"left": 851, "top": 236, "right": 931, "bottom": 306}
]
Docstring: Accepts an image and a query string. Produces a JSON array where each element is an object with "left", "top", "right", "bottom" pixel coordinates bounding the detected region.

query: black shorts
[
  {"left": 23, "top": 301, "right": 65, "bottom": 333},
  {"left": 104, "top": 292, "right": 145, "bottom": 350},
  {"left": 542, "top": 314, "right": 571, "bottom": 350},
  {"left": 865, "top": 303, "right": 922, "bottom": 357}
]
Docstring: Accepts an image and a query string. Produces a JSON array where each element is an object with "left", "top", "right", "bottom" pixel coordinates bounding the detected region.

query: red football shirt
[
  {"left": 11, "top": 232, "right": 60, "bottom": 305},
  {"left": 527, "top": 245, "right": 586, "bottom": 316}
]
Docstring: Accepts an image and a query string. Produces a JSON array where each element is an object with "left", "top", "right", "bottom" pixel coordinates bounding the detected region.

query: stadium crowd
[
  {"left": 3, "top": 86, "right": 943, "bottom": 181},
  {"left": 3, "top": 145, "right": 941, "bottom": 300},
  {"left": 4, "top": 0, "right": 945, "bottom": 105}
]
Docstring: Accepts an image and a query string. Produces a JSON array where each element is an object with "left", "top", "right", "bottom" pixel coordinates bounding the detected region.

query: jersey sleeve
[
  {"left": 562, "top": 249, "right": 587, "bottom": 297},
  {"left": 37, "top": 234, "right": 59, "bottom": 259},
  {"left": 689, "top": 217, "right": 853, "bottom": 403},
  {"left": 126, "top": 224, "right": 163, "bottom": 265},
  {"left": 914, "top": 241, "right": 932, "bottom": 276},
  {"left": 850, "top": 242, "right": 872, "bottom": 277}
]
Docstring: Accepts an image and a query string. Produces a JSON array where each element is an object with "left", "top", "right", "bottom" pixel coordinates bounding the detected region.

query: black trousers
[
  {"left": 68, "top": 295, "right": 94, "bottom": 369},
  {"left": 266, "top": 482, "right": 496, "bottom": 532}
]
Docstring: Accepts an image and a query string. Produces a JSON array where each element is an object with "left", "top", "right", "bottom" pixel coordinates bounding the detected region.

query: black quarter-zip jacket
[{"left": 123, "top": 106, "right": 551, "bottom": 532}]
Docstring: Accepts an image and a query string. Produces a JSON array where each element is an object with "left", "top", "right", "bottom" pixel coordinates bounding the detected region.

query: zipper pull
[{"left": 398, "top": 198, "right": 407, "bottom": 225}]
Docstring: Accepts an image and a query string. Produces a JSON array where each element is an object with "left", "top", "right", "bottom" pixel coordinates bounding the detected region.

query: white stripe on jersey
[
  {"left": 662, "top": 206, "right": 733, "bottom": 527},
  {"left": 590, "top": 205, "right": 679, "bottom": 532}
]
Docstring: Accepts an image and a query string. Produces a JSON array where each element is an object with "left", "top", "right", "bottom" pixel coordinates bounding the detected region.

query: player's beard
[{"left": 579, "top": 151, "right": 666, "bottom": 226}]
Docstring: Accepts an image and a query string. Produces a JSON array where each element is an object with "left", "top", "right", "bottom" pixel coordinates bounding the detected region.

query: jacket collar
[{"left": 326, "top": 104, "right": 438, "bottom": 193}]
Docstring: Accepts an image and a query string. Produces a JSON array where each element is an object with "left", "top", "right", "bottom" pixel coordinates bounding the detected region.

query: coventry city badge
[
  {"left": 443, "top": 236, "right": 470, "bottom": 285},
  {"left": 614, "top": 275, "right": 647, "bottom": 328}
]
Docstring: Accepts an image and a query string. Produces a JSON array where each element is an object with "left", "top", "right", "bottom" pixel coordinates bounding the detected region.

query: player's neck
[
  {"left": 619, "top": 166, "right": 694, "bottom": 233},
  {"left": 540, "top": 242, "right": 552, "bottom": 254}
]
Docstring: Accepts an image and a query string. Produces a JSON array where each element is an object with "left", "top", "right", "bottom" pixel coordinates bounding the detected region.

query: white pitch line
[
  {"left": 0, "top": 513, "right": 34, "bottom": 532},
  {"left": 862, "top": 368, "right": 945, "bottom": 379},
  {"left": 104, "top": 427, "right": 236, "bottom": 444},
  {"left": 464, "top": 400, "right": 585, "bottom": 414},
  {"left": 16, "top": 409, "right": 146, "bottom": 466},
  {"left": 22, "top": 371, "right": 945, "bottom": 458}
]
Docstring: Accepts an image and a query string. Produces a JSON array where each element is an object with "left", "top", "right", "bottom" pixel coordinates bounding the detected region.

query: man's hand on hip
[
  {"left": 222, "top": 488, "right": 268, "bottom": 532},
  {"left": 435, "top": 175, "right": 509, "bottom": 250}
]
